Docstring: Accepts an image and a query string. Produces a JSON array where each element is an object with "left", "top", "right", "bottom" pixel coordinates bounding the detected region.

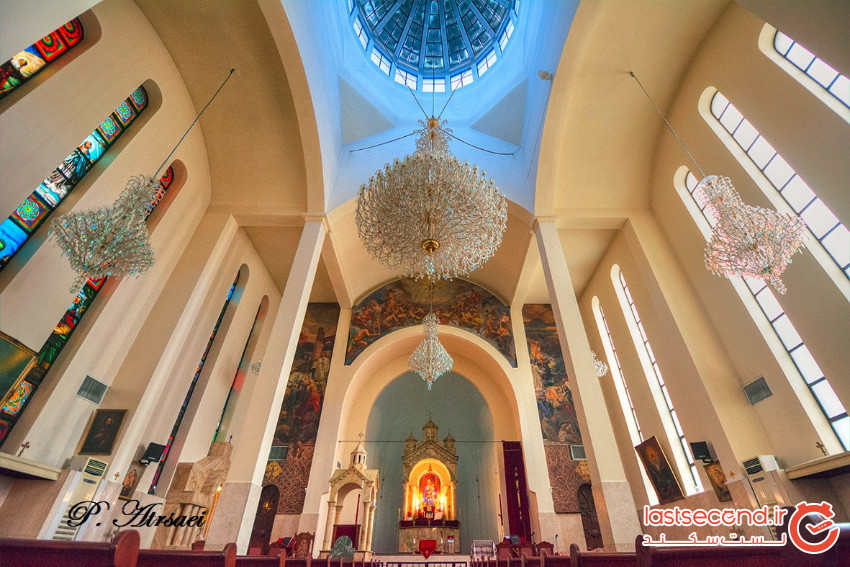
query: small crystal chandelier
[
  {"left": 592, "top": 351, "right": 608, "bottom": 377},
  {"left": 50, "top": 70, "right": 235, "bottom": 291},
  {"left": 356, "top": 117, "right": 507, "bottom": 281},
  {"left": 698, "top": 175, "right": 806, "bottom": 294},
  {"left": 409, "top": 312, "right": 453, "bottom": 390},
  {"left": 51, "top": 176, "right": 156, "bottom": 291},
  {"left": 628, "top": 72, "right": 806, "bottom": 293}
]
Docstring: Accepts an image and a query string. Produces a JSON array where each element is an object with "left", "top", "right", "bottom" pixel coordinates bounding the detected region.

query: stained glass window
[
  {"left": 0, "top": 86, "right": 149, "bottom": 271},
  {"left": 0, "top": 18, "right": 84, "bottom": 100},
  {"left": 0, "top": 166, "right": 175, "bottom": 447},
  {"left": 678, "top": 168, "right": 849, "bottom": 451},
  {"left": 149, "top": 273, "right": 241, "bottom": 493},
  {"left": 612, "top": 267, "right": 704, "bottom": 494}
]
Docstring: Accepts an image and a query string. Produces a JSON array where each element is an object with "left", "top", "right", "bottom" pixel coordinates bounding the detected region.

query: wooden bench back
[
  {"left": 569, "top": 543, "right": 635, "bottom": 567},
  {"left": 137, "top": 541, "right": 237, "bottom": 567},
  {"left": 0, "top": 529, "right": 140, "bottom": 567}
]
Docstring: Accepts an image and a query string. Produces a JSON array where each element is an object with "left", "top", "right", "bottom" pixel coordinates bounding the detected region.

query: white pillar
[
  {"left": 534, "top": 218, "right": 641, "bottom": 551},
  {"left": 365, "top": 502, "right": 375, "bottom": 551},
  {"left": 205, "top": 218, "right": 327, "bottom": 553},
  {"left": 323, "top": 500, "right": 337, "bottom": 550}
]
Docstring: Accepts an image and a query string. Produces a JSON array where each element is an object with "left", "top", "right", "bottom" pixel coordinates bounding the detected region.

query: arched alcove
[{"left": 365, "top": 371, "right": 500, "bottom": 553}]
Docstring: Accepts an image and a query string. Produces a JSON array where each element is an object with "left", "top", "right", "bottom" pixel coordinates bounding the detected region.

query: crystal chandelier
[
  {"left": 356, "top": 117, "right": 507, "bottom": 280},
  {"left": 698, "top": 175, "right": 806, "bottom": 294},
  {"left": 50, "top": 70, "right": 235, "bottom": 291},
  {"left": 50, "top": 175, "right": 156, "bottom": 291},
  {"left": 408, "top": 312, "right": 453, "bottom": 390},
  {"left": 628, "top": 72, "right": 806, "bottom": 292},
  {"left": 592, "top": 351, "right": 608, "bottom": 377}
]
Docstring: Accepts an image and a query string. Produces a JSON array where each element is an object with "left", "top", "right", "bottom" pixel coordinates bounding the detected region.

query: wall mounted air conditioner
[
  {"left": 45, "top": 457, "right": 108, "bottom": 541},
  {"left": 742, "top": 455, "right": 785, "bottom": 508}
]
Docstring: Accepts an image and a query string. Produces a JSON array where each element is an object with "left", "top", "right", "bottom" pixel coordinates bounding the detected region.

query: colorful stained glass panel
[
  {"left": 78, "top": 133, "right": 106, "bottom": 162},
  {"left": 0, "top": 220, "right": 28, "bottom": 260},
  {"left": 35, "top": 173, "right": 72, "bottom": 207},
  {"left": 97, "top": 115, "right": 121, "bottom": 143},
  {"left": 10, "top": 47, "right": 46, "bottom": 79},
  {"left": 12, "top": 195, "right": 48, "bottom": 231},
  {"left": 57, "top": 150, "right": 91, "bottom": 185},
  {"left": 59, "top": 18, "right": 84, "bottom": 46},
  {"left": 2, "top": 380, "right": 34, "bottom": 416},
  {"left": 34, "top": 31, "right": 67, "bottom": 62},
  {"left": 115, "top": 101, "right": 136, "bottom": 126},
  {"left": 131, "top": 87, "right": 148, "bottom": 111},
  {"left": 0, "top": 62, "right": 23, "bottom": 95}
]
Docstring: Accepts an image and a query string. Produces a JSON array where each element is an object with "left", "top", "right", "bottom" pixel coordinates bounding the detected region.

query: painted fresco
[
  {"left": 522, "top": 304, "right": 586, "bottom": 513},
  {"left": 264, "top": 303, "right": 340, "bottom": 514},
  {"left": 346, "top": 278, "right": 515, "bottom": 366}
]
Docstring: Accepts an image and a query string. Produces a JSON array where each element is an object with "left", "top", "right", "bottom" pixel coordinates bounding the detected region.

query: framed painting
[
  {"left": 704, "top": 460, "right": 733, "bottom": 502},
  {"left": 79, "top": 409, "right": 126, "bottom": 455},
  {"left": 118, "top": 461, "right": 145, "bottom": 500},
  {"left": 635, "top": 436, "right": 685, "bottom": 505},
  {"left": 0, "top": 332, "right": 37, "bottom": 409}
]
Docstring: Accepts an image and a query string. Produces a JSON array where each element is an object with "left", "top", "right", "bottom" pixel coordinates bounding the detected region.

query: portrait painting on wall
[
  {"left": 79, "top": 409, "right": 126, "bottom": 455},
  {"left": 636, "top": 436, "right": 685, "bottom": 505},
  {"left": 0, "top": 332, "right": 37, "bottom": 407},
  {"left": 704, "top": 460, "right": 732, "bottom": 502},
  {"left": 264, "top": 303, "right": 340, "bottom": 513},
  {"left": 119, "top": 461, "right": 145, "bottom": 500},
  {"left": 523, "top": 304, "right": 586, "bottom": 513},
  {"left": 346, "top": 278, "right": 515, "bottom": 366}
]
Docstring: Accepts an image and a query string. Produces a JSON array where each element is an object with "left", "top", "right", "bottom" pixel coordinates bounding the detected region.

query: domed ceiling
[{"left": 349, "top": 0, "right": 517, "bottom": 90}]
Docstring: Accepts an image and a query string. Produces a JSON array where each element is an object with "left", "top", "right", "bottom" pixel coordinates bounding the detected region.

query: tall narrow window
[
  {"left": 678, "top": 168, "right": 849, "bottom": 450},
  {"left": 0, "top": 164, "right": 178, "bottom": 447},
  {"left": 0, "top": 85, "right": 150, "bottom": 270},
  {"left": 149, "top": 272, "right": 241, "bottom": 493},
  {"left": 706, "top": 89, "right": 849, "bottom": 280},
  {"left": 771, "top": 29, "right": 850, "bottom": 111},
  {"left": 612, "top": 267, "right": 703, "bottom": 494},
  {"left": 592, "top": 297, "right": 658, "bottom": 505},
  {"left": 0, "top": 18, "right": 84, "bottom": 100}
]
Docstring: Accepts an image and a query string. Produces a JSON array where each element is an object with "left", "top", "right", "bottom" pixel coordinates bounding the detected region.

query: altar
[{"left": 398, "top": 419, "right": 460, "bottom": 553}]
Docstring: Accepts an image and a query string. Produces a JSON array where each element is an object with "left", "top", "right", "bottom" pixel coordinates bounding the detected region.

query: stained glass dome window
[{"left": 348, "top": 0, "right": 518, "bottom": 91}]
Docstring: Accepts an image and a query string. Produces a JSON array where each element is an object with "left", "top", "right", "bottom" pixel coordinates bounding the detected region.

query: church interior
[{"left": 0, "top": 0, "right": 848, "bottom": 565}]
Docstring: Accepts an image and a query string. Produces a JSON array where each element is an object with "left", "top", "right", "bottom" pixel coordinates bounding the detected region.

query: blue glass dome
[{"left": 348, "top": 0, "right": 518, "bottom": 91}]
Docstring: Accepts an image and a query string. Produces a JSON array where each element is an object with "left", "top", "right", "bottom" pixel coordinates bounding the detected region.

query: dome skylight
[{"left": 347, "top": 0, "right": 518, "bottom": 92}]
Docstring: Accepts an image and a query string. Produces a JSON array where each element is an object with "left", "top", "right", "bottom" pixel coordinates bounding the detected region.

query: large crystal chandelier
[
  {"left": 698, "top": 175, "right": 806, "bottom": 294},
  {"left": 408, "top": 312, "right": 453, "bottom": 390},
  {"left": 356, "top": 117, "right": 507, "bottom": 280},
  {"left": 50, "top": 175, "right": 156, "bottom": 291},
  {"left": 628, "top": 72, "right": 806, "bottom": 293}
]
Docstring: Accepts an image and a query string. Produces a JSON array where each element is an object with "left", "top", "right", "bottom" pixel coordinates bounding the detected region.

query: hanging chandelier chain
[{"left": 628, "top": 71, "right": 705, "bottom": 178}]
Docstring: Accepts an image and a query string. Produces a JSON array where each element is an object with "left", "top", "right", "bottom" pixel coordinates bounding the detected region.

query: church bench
[
  {"left": 635, "top": 534, "right": 786, "bottom": 567},
  {"left": 137, "top": 541, "right": 237, "bottom": 567},
  {"left": 569, "top": 543, "right": 635, "bottom": 566},
  {"left": 236, "top": 555, "right": 286, "bottom": 566},
  {"left": 0, "top": 529, "right": 140, "bottom": 567}
]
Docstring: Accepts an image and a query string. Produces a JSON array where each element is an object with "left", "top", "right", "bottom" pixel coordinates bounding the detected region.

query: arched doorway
[
  {"left": 577, "top": 484, "right": 602, "bottom": 550},
  {"left": 249, "top": 484, "right": 280, "bottom": 553}
]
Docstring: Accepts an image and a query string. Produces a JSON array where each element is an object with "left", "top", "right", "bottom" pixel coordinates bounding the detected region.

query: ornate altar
[{"left": 398, "top": 419, "right": 460, "bottom": 553}]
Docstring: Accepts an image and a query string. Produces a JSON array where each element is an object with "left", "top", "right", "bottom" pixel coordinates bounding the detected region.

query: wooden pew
[
  {"left": 635, "top": 534, "right": 785, "bottom": 567},
  {"left": 569, "top": 543, "right": 636, "bottom": 567},
  {"left": 0, "top": 529, "right": 140, "bottom": 567},
  {"left": 137, "top": 541, "right": 237, "bottom": 567},
  {"left": 236, "top": 554, "right": 286, "bottom": 566}
]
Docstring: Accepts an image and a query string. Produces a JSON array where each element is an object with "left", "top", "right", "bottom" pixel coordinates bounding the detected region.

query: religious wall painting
[
  {"left": 704, "top": 460, "right": 732, "bottom": 503},
  {"left": 635, "top": 436, "right": 685, "bottom": 505},
  {"left": 79, "top": 408, "right": 126, "bottom": 455},
  {"left": 119, "top": 461, "right": 145, "bottom": 500},
  {"left": 264, "top": 303, "right": 340, "bottom": 513},
  {"left": 522, "top": 304, "right": 586, "bottom": 512},
  {"left": 346, "top": 278, "right": 515, "bottom": 366}
]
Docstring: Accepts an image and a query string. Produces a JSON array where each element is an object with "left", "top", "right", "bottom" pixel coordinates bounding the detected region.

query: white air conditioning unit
[
  {"left": 46, "top": 457, "right": 108, "bottom": 541},
  {"left": 742, "top": 455, "right": 784, "bottom": 508}
]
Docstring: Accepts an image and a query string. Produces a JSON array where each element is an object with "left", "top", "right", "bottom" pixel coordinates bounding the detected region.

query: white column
[
  {"left": 323, "top": 500, "right": 337, "bottom": 550},
  {"left": 205, "top": 218, "right": 327, "bottom": 553},
  {"left": 365, "top": 502, "right": 375, "bottom": 551},
  {"left": 534, "top": 218, "right": 641, "bottom": 551}
]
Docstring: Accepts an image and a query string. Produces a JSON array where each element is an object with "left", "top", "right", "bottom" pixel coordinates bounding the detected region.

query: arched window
[
  {"left": 676, "top": 167, "right": 849, "bottom": 451},
  {"left": 0, "top": 163, "right": 180, "bottom": 447},
  {"left": 611, "top": 266, "right": 703, "bottom": 495},
  {"left": 0, "top": 18, "right": 84, "bottom": 100},
  {"left": 0, "top": 85, "right": 150, "bottom": 270},
  {"left": 149, "top": 270, "right": 243, "bottom": 493},
  {"left": 761, "top": 25, "right": 850, "bottom": 119},
  {"left": 704, "top": 89, "right": 849, "bottom": 282},
  {"left": 591, "top": 297, "right": 658, "bottom": 505}
]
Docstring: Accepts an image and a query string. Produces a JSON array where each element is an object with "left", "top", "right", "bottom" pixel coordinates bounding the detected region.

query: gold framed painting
[
  {"left": 79, "top": 409, "right": 127, "bottom": 455},
  {"left": 635, "top": 436, "right": 685, "bottom": 505},
  {"left": 0, "top": 332, "right": 38, "bottom": 423},
  {"left": 704, "top": 460, "right": 733, "bottom": 502}
]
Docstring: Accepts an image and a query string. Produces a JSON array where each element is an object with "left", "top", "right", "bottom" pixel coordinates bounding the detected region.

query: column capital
[
  {"left": 302, "top": 213, "right": 330, "bottom": 231},
  {"left": 532, "top": 216, "right": 558, "bottom": 232}
]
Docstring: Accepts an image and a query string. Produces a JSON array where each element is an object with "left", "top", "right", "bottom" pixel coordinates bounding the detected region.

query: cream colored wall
[{"left": 648, "top": 2, "right": 849, "bottom": 465}]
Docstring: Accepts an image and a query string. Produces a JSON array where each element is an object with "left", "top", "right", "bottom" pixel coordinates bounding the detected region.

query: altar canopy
[{"left": 399, "top": 419, "right": 459, "bottom": 553}]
